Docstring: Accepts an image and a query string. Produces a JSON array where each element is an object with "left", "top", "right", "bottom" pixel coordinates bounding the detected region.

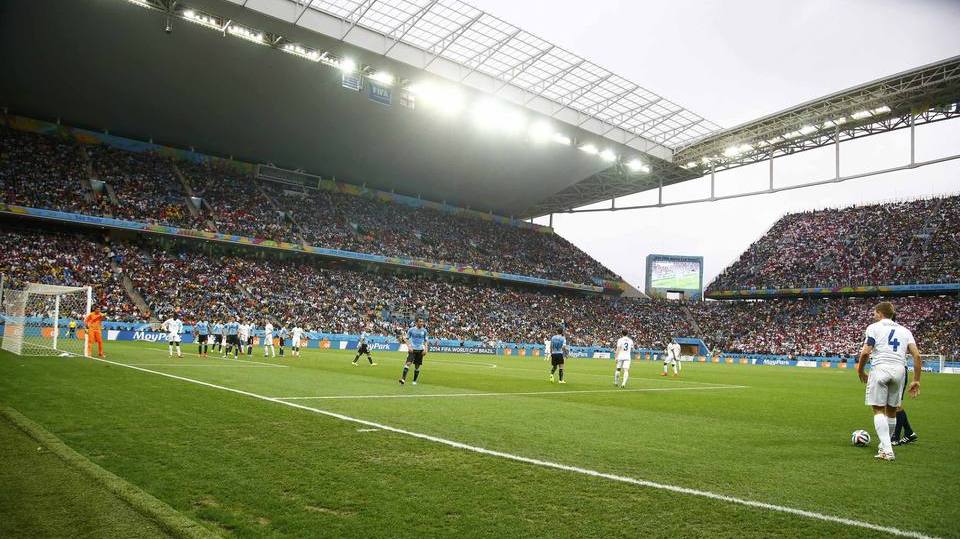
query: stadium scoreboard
[{"left": 645, "top": 254, "right": 704, "bottom": 300}]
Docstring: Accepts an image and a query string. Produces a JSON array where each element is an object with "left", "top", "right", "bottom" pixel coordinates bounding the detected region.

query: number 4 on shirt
[{"left": 887, "top": 329, "right": 900, "bottom": 352}]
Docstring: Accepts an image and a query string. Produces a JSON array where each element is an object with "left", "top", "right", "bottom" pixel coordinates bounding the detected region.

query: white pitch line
[
  {"left": 274, "top": 385, "right": 748, "bottom": 400},
  {"left": 356, "top": 428, "right": 380, "bottom": 433},
  {"left": 86, "top": 357, "right": 935, "bottom": 539},
  {"left": 132, "top": 363, "right": 282, "bottom": 368},
  {"left": 144, "top": 347, "right": 288, "bottom": 367}
]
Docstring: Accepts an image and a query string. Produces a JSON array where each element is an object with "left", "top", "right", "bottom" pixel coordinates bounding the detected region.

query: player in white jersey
[
  {"left": 290, "top": 326, "right": 304, "bottom": 357},
  {"left": 662, "top": 341, "right": 681, "bottom": 376},
  {"left": 238, "top": 322, "right": 250, "bottom": 355},
  {"left": 263, "top": 321, "right": 275, "bottom": 358},
  {"left": 161, "top": 314, "right": 184, "bottom": 358},
  {"left": 856, "top": 302, "right": 922, "bottom": 461},
  {"left": 614, "top": 330, "right": 635, "bottom": 388},
  {"left": 543, "top": 339, "right": 551, "bottom": 361}
]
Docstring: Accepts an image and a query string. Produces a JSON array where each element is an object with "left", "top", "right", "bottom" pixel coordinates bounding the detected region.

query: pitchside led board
[{"left": 645, "top": 254, "right": 704, "bottom": 301}]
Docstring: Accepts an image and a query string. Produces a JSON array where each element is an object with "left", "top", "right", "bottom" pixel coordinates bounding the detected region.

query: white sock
[
  {"left": 874, "top": 414, "right": 893, "bottom": 453},
  {"left": 169, "top": 345, "right": 173, "bottom": 356},
  {"left": 673, "top": 363, "right": 679, "bottom": 374},
  {"left": 663, "top": 363, "right": 668, "bottom": 373},
  {"left": 622, "top": 371, "right": 629, "bottom": 386},
  {"left": 888, "top": 418, "right": 897, "bottom": 439},
  {"left": 614, "top": 371, "right": 620, "bottom": 385}
]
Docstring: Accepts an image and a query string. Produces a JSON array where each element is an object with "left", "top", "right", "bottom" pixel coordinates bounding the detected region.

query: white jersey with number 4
[
  {"left": 615, "top": 337, "right": 634, "bottom": 360},
  {"left": 864, "top": 319, "right": 915, "bottom": 368},
  {"left": 292, "top": 327, "right": 303, "bottom": 344},
  {"left": 264, "top": 323, "right": 274, "bottom": 341}
]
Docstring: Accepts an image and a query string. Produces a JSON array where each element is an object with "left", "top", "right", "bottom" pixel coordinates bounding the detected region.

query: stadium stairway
[
  {"left": 258, "top": 181, "right": 309, "bottom": 246},
  {"left": 108, "top": 255, "right": 156, "bottom": 322},
  {"left": 76, "top": 146, "right": 98, "bottom": 204},
  {"left": 170, "top": 162, "right": 203, "bottom": 219},
  {"left": 681, "top": 303, "right": 703, "bottom": 336}
]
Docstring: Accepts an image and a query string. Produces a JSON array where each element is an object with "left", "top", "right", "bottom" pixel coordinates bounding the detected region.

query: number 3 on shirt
[{"left": 887, "top": 329, "right": 900, "bottom": 352}]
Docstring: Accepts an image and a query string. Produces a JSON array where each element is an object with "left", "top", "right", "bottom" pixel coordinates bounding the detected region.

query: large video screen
[{"left": 650, "top": 259, "right": 702, "bottom": 290}]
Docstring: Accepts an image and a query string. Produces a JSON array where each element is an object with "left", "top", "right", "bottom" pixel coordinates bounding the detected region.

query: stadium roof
[
  {"left": 2, "top": 0, "right": 957, "bottom": 220},
  {"left": 231, "top": 0, "right": 722, "bottom": 153}
]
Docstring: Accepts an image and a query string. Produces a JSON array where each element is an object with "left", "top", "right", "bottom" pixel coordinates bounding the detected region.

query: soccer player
[
  {"left": 263, "top": 320, "right": 275, "bottom": 358},
  {"left": 856, "top": 301, "right": 922, "bottom": 461},
  {"left": 352, "top": 328, "right": 376, "bottom": 366},
  {"left": 67, "top": 319, "right": 77, "bottom": 339},
  {"left": 212, "top": 320, "right": 224, "bottom": 353},
  {"left": 891, "top": 403, "right": 918, "bottom": 446},
  {"left": 614, "top": 330, "right": 634, "bottom": 388},
  {"left": 662, "top": 340, "right": 681, "bottom": 377},
  {"left": 194, "top": 318, "right": 209, "bottom": 357},
  {"left": 246, "top": 321, "right": 256, "bottom": 356},
  {"left": 161, "top": 313, "right": 183, "bottom": 358},
  {"left": 83, "top": 308, "right": 106, "bottom": 358},
  {"left": 398, "top": 319, "right": 428, "bottom": 385},
  {"left": 291, "top": 325, "right": 303, "bottom": 357},
  {"left": 238, "top": 321, "right": 250, "bottom": 356},
  {"left": 224, "top": 317, "right": 240, "bottom": 358},
  {"left": 543, "top": 338, "right": 551, "bottom": 361},
  {"left": 548, "top": 329, "right": 568, "bottom": 384},
  {"left": 276, "top": 325, "right": 288, "bottom": 357}
]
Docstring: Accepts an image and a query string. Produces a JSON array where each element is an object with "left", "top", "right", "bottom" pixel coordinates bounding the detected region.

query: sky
[{"left": 469, "top": 0, "right": 960, "bottom": 291}]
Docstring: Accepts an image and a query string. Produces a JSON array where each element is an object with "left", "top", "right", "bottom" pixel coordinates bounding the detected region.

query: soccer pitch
[
  {"left": 2, "top": 342, "right": 958, "bottom": 538},
  {"left": 651, "top": 273, "right": 700, "bottom": 290}
]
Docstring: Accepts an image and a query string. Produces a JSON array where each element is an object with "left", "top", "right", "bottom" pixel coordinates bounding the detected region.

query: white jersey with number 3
[
  {"left": 615, "top": 337, "right": 634, "bottom": 360},
  {"left": 864, "top": 319, "right": 915, "bottom": 368}
]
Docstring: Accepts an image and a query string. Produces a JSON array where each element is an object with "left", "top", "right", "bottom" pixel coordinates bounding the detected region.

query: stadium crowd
[
  {"left": 0, "top": 226, "right": 140, "bottom": 321},
  {"left": 690, "top": 297, "right": 959, "bottom": 359},
  {"left": 3, "top": 225, "right": 957, "bottom": 358},
  {"left": 1, "top": 125, "right": 616, "bottom": 285},
  {"left": 708, "top": 196, "right": 960, "bottom": 290}
]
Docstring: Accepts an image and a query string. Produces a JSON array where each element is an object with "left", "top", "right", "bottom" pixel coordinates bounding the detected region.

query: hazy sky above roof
[{"left": 469, "top": 0, "right": 960, "bottom": 291}]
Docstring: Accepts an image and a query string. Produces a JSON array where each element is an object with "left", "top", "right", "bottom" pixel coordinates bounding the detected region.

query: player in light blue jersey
[
  {"left": 224, "top": 318, "right": 241, "bottom": 358},
  {"left": 194, "top": 319, "right": 210, "bottom": 357},
  {"left": 277, "top": 325, "right": 289, "bottom": 357},
  {"left": 399, "top": 319, "right": 428, "bottom": 385},
  {"left": 212, "top": 321, "right": 224, "bottom": 353},
  {"left": 549, "top": 329, "right": 568, "bottom": 384}
]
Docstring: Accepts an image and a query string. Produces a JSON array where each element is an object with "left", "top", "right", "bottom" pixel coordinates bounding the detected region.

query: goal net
[
  {"left": 1, "top": 283, "right": 92, "bottom": 357},
  {"left": 921, "top": 353, "right": 958, "bottom": 374}
]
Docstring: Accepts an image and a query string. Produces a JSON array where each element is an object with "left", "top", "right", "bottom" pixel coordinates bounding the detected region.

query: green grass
[
  {"left": 1, "top": 341, "right": 958, "bottom": 538},
  {"left": 0, "top": 408, "right": 172, "bottom": 538},
  {"left": 651, "top": 272, "right": 700, "bottom": 290}
]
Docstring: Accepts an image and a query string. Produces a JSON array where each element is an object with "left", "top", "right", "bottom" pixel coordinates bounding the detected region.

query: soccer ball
[{"left": 851, "top": 430, "right": 871, "bottom": 447}]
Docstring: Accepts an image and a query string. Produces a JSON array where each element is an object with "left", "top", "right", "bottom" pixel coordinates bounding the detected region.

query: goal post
[{"left": 1, "top": 282, "right": 92, "bottom": 357}]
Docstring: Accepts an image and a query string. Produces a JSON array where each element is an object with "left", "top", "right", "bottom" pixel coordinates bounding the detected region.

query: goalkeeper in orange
[{"left": 84, "top": 308, "right": 106, "bottom": 357}]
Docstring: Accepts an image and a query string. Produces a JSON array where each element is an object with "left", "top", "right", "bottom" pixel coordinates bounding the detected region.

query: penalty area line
[
  {"left": 89, "top": 357, "right": 935, "bottom": 539},
  {"left": 143, "top": 347, "right": 288, "bottom": 368},
  {"left": 274, "top": 385, "right": 749, "bottom": 400}
]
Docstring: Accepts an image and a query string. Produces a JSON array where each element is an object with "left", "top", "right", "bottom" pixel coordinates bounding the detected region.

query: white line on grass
[
  {"left": 356, "top": 428, "right": 380, "bottom": 433},
  {"left": 132, "top": 363, "right": 283, "bottom": 368},
  {"left": 87, "top": 357, "right": 936, "bottom": 539},
  {"left": 143, "top": 347, "right": 288, "bottom": 368},
  {"left": 273, "top": 385, "right": 748, "bottom": 400}
]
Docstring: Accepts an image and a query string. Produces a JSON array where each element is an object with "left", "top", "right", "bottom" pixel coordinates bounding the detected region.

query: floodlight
[
  {"left": 799, "top": 125, "right": 816, "bottom": 135},
  {"left": 339, "top": 58, "right": 357, "bottom": 73},
  {"left": 471, "top": 100, "right": 525, "bottom": 134},
  {"left": 184, "top": 9, "right": 195, "bottom": 17},
  {"left": 409, "top": 82, "right": 464, "bottom": 116},
  {"left": 685, "top": 161, "right": 697, "bottom": 168},
  {"left": 723, "top": 145, "right": 740, "bottom": 158},
  {"left": 579, "top": 144, "right": 598, "bottom": 155},
  {"left": 851, "top": 110, "right": 872, "bottom": 120},
  {"left": 228, "top": 25, "right": 264, "bottom": 43},
  {"left": 126, "top": 0, "right": 153, "bottom": 8},
  {"left": 371, "top": 72, "right": 394, "bottom": 86},
  {"left": 552, "top": 134, "right": 571, "bottom": 146},
  {"left": 626, "top": 159, "right": 649, "bottom": 173},
  {"left": 528, "top": 121, "right": 553, "bottom": 143},
  {"left": 872, "top": 105, "right": 891, "bottom": 114},
  {"left": 282, "top": 44, "right": 321, "bottom": 62},
  {"left": 599, "top": 149, "right": 617, "bottom": 162}
]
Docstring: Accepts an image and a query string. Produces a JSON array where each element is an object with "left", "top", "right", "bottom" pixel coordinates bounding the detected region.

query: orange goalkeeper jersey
[{"left": 84, "top": 312, "right": 105, "bottom": 331}]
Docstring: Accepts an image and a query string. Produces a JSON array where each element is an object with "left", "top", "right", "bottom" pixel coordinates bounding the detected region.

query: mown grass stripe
[{"left": 1, "top": 407, "right": 215, "bottom": 539}]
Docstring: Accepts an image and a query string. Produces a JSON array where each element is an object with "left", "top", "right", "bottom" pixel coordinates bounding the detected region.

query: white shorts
[
  {"left": 865, "top": 363, "right": 906, "bottom": 407},
  {"left": 663, "top": 356, "right": 677, "bottom": 364},
  {"left": 264, "top": 336, "right": 273, "bottom": 344},
  {"left": 167, "top": 334, "right": 181, "bottom": 343},
  {"left": 207, "top": 335, "right": 215, "bottom": 345},
  {"left": 615, "top": 359, "right": 631, "bottom": 370}
]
